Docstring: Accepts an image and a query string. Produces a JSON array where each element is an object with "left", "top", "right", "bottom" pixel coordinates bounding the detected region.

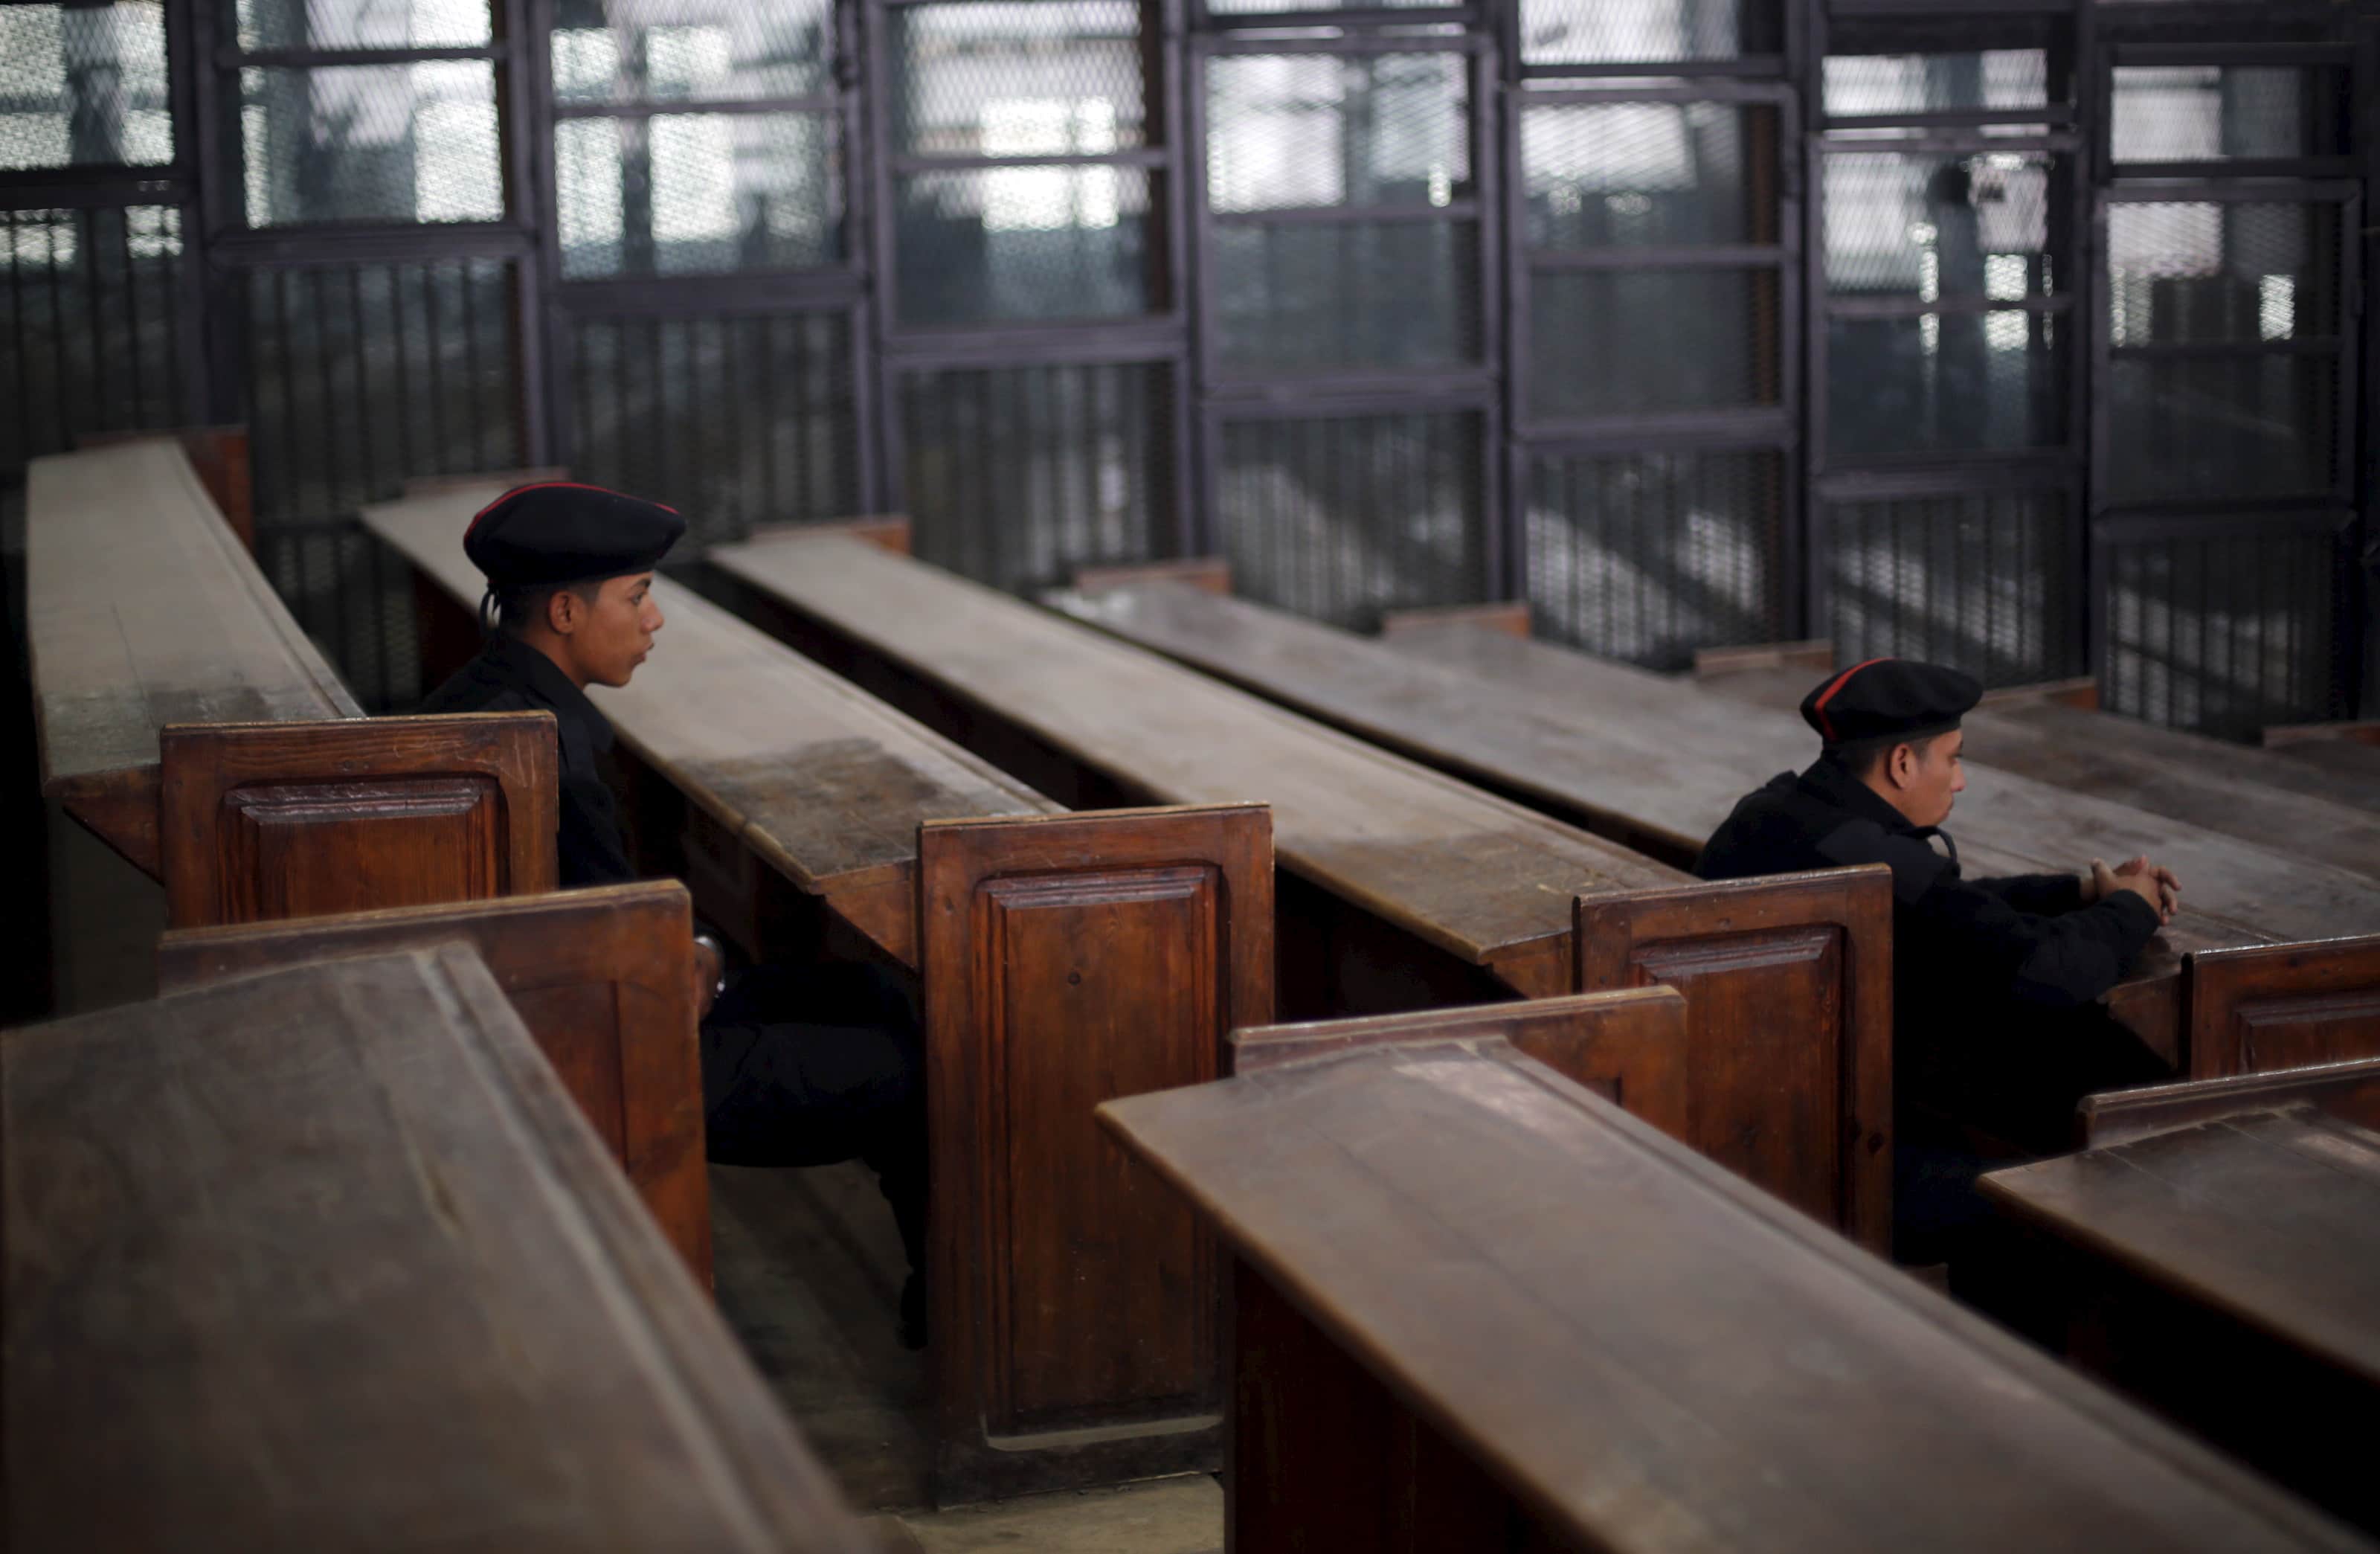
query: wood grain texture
[
  {"left": 155, "top": 882, "right": 710, "bottom": 1281},
  {"left": 1098, "top": 1042, "right": 2363, "bottom": 1553},
  {"left": 29, "top": 440, "right": 362, "bottom": 869},
  {"left": 1, "top": 945, "right": 872, "bottom": 1553},
  {"left": 710, "top": 535, "right": 1682, "bottom": 980},
  {"left": 367, "top": 490, "right": 1055, "bottom": 967},
  {"left": 919, "top": 803, "right": 1273, "bottom": 1504},
  {"left": 158, "top": 712, "right": 559, "bottom": 928},
  {"left": 1071, "top": 557, "right": 1232, "bottom": 596},
  {"left": 2186, "top": 935, "right": 2380, "bottom": 1079},
  {"left": 77, "top": 427, "right": 255, "bottom": 550},
  {"left": 1376, "top": 600, "right": 1533, "bottom": 639},
  {"left": 2272, "top": 737, "right": 2380, "bottom": 788},
  {"left": 1575, "top": 864, "right": 1897, "bottom": 1250},
  {"left": 2080, "top": 1058, "right": 2380, "bottom": 1147}
]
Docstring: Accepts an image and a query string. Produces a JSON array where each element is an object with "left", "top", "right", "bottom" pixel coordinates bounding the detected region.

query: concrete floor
[{"left": 710, "top": 1161, "right": 1222, "bottom": 1552}]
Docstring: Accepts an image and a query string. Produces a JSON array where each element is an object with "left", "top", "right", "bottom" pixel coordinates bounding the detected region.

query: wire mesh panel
[
  {"left": 887, "top": 0, "right": 1146, "bottom": 156},
  {"left": 550, "top": 0, "right": 833, "bottom": 103},
  {"left": 1215, "top": 407, "right": 1489, "bottom": 629},
  {"left": 2097, "top": 516, "right": 2344, "bottom": 738},
  {"left": 1205, "top": 53, "right": 1468, "bottom": 214},
  {"left": 1522, "top": 100, "right": 1778, "bottom": 250},
  {"left": 0, "top": 206, "right": 188, "bottom": 486},
  {"left": 243, "top": 258, "right": 521, "bottom": 521},
  {"left": 1823, "top": 151, "right": 2062, "bottom": 302},
  {"left": 1212, "top": 219, "right": 1478, "bottom": 374},
  {"left": 2103, "top": 199, "right": 2347, "bottom": 504},
  {"left": 570, "top": 309, "right": 859, "bottom": 543},
  {"left": 1531, "top": 269, "right": 1773, "bottom": 418},
  {"left": 2109, "top": 63, "right": 2352, "bottom": 169},
  {"left": 1519, "top": 0, "right": 1781, "bottom": 70},
  {"left": 898, "top": 358, "right": 1174, "bottom": 591},
  {"left": 1525, "top": 446, "right": 1784, "bottom": 668},
  {"left": 0, "top": 1, "right": 173, "bottom": 169},
  {"left": 1821, "top": 50, "right": 2051, "bottom": 121},
  {"left": 234, "top": 62, "right": 505, "bottom": 225},
  {"left": 232, "top": 0, "right": 492, "bottom": 51},
  {"left": 893, "top": 165, "right": 1153, "bottom": 325},
  {"left": 1827, "top": 313, "right": 2066, "bottom": 460},
  {"left": 556, "top": 112, "right": 842, "bottom": 277},
  {"left": 254, "top": 516, "right": 425, "bottom": 713},
  {"left": 1816, "top": 484, "right": 2083, "bottom": 687}
]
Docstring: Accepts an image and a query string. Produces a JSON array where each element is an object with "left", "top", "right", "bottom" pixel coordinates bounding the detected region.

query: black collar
[
  {"left": 480, "top": 632, "right": 614, "bottom": 754},
  {"left": 1798, "top": 756, "right": 1960, "bottom": 865}
]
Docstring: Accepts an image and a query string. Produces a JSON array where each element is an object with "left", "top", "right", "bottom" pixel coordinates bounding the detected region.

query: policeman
[
  {"left": 419, "top": 481, "right": 926, "bottom": 1343},
  {"left": 1696, "top": 658, "right": 2181, "bottom": 1259}
]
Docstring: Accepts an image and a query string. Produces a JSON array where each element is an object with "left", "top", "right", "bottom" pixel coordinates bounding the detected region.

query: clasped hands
[{"left": 2085, "top": 855, "right": 2181, "bottom": 925}]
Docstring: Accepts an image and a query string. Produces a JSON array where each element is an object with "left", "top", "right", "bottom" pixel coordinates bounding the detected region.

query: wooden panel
[
  {"left": 1072, "top": 556, "right": 1233, "bottom": 596},
  {"left": 710, "top": 534, "right": 1682, "bottom": 983},
  {"left": 30, "top": 440, "right": 363, "bottom": 873},
  {"left": 78, "top": 427, "right": 256, "bottom": 550},
  {"left": 1376, "top": 600, "right": 1532, "bottom": 639},
  {"left": 919, "top": 803, "right": 1273, "bottom": 1503},
  {"left": 2187, "top": 935, "right": 2380, "bottom": 1079},
  {"left": 1, "top": 945, "right": 871, "bottom": 1552},
  {"left": 1231, "top": 986, "right": 1691, "bottom": 1140},
  {"left": 2080, "top": 1058, "right": 2380, "bottom": 1147},
  {"left": 1099, "top": 1042, "right": 2358, "bottom": 1553},
  {"left": 1575, "top": 865, "right": 1895, "bottom": 1252},
  {"left": 158, "top": 712, "right": 559, "bottom": 928},
  {"left": 155, "top": 882, "right": 710, "bottom": 1281}
]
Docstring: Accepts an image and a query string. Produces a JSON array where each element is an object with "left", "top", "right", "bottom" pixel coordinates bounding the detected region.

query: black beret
[
  {"left": 463, "top": 481, "right": 685, "bottom": 588},
  {"left": 1801, "top": 658, "right": 1981, "bottom": 747}
]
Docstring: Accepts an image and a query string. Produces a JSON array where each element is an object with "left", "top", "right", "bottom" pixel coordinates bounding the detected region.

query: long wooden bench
[
  {"left": 1980, "top": 1059, "right": 2380, "bottom": 1534},
  {"left": 1097, "top": 1038, "right": 2361, "bottom": 1553},
  {"left": 0, "top": 945, "right": 872, "bottom": 1552},
  {"left": 154, "top": 882, "right": 710, "bottom": 1282},
  {"left": 1044, "top": 579, "right": 2380, "bottom": 1067},
  {"left": 705, "top": 526, "right": 1897, "bottom": 1251},
  {"left": 363, "top": 488, "right": 1275, "bottom": 1503}
]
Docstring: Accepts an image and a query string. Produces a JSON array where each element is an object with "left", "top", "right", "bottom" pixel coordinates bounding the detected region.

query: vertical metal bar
[
  {"left": 347, "top": 264, "right": 376, "bottom": 500},
  {"left": 310, "top": 266, "right": 338, "bottom": 513},
  {"left": 45, "top": 210, "right": 73, "bottom": 452},
  {"left": 80, "top": 210, "right": 109, "bottom": 435},
  {"left": 7, "top": 211, "right": 29, "bottom": 469},
  {"left": 388, "top": 263, "right": 416, "bottom": 477},
  {"left": 118, "top": 208, "right": 146, "bottom": 426},
  {"left": 462, "top": 259, "right": 491, "bottom": 469},
  {"left": 423, "top": 263, "right": 451, "bottom": 473}
]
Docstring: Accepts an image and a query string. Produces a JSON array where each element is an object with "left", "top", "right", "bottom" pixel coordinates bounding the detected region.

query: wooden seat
[
  {"left": 0, "top": 945, "right": 871, "bottom": 1553},
  {"left": 155, "top": 882, "right": 710, "bottom": 1281},
  {"left": 1099, "top": 1040, "right": 2363, "bottom": 1553},
  {"left": 364, "top": 491, "right": 1278, "bottom": 1503},
  {"left": 1981, "top": 1061, "right": 2380, "bottom": 1534},
  {"left": 2185, "top": 933, "right": 2380, "bottom": 1078}
]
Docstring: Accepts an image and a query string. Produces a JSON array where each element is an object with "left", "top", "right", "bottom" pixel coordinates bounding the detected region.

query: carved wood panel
[
  {"left": 158, "top": 713, "right": 558, "bottom": 928},
  {"left": 2187, "top": 935, "right": 2380, "bottom": 1079},
  {"left": 919, "top": 803, "right": 1272, "bottom": 1503}
]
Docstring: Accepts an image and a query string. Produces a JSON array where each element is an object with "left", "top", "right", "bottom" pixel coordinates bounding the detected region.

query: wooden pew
[
  {"left": 154, "top": 882, "right": 710, "bottom": 1282},
  {"left": 363, "top": 489, "right": 1277, "bottom": 1503},
  {"left": 0, "top": 945, "right": 872, "bottom": 1553},
  {"left": 1979, "top": 1060, "right": 2380, "bottom": 1535},
  {"left": 706, "top": 528, "right": 1897, "bottom": 1253},
  {"left": 1098, "top": 1040, "right": 2360, "bottom": 1553},
  {"left": 2186, "top": 932, "right": 2380, "bottom": 1078}
]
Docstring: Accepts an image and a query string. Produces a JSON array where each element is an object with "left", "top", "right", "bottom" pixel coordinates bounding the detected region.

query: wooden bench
[
  {"left": 707, "top": 527, "right": 1897, "bottom": 1251},
  {"left": 1043, "top": 580, "right": 2380, "bottom": 1067},
  {"left": 1980, "top": 1059, "right": 2380, "bottom": 1534},
  {"left": 1097, "top": 1038, "right": 2360, "bottom": 1553},
  {"left": 0, "top": 945, "right": 872, "bottom": 1553},
  {"left": 2264, "top": 719, "right": 2380, "bottom": 788},
  {"left": 154, "top": 882, "right": 710, "bottom": 1282},
  {"left": 363, "top": 489, "right": 1276, "bottom": 1503}
]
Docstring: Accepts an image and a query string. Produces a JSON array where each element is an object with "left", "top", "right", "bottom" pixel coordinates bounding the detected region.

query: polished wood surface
[
  {"left": 2186, "top": 934, "right": 2380, "bottom": 1079},
  {"left": 29, "top": 439, "right": 363, "bottom": 876},
  {"left": 77, "top": 426, "right": 256, "bottom": 550},
  {"left": 709, "top": 533, "right": 1682, "bottom": 991},
  {"left": 157, "top": 712, "right": 559, "bottom": 928},
  {"left": 365, "top": 489, "right": 1058, "bottom": 967},
  {"left": 919, "top": 803, "right": 1273, "bottom": 1502},
  {"left": 1100, "top": 1041, "right": 2358, "bottom": 1553},
  {"left": 2080, "top": 1058, "right": 2380, "bottom": 1147},
  {"left": 1, "top": 946, "right": 872, "bottom": 1553},
  {"left": 155, "top": 882, "right": 710, "bottom": 1280}
]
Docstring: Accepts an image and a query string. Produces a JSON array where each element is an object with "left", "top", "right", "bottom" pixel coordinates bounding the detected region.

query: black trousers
[{"left": 700, "top": 961, "right": 927, "bottom": 1278}]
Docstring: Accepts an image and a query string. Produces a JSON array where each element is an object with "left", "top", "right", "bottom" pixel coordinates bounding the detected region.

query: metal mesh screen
[
  {"left": 1818, "top": 486, "right": 2082, "bottom": 687},
  {"left": 1827, "top": 313, "right": 2065, "bottom": 458},
  {"left": 894, "top": 166, "right": 1152, "bottom": 324},
  {"left": 234, "top": 0, "right": 492, "bottom": 51},
  {"left": 899, "top": 359, "right": 1174, "bottom": 592},
  {"left": 1216, "top": 409, "right": 1488, "bottom": 630},
  {"left": 1522, "top": 100, "right": 1778, "bottom": 251},
  {"left": 2100, "top": 518, "right": 2343, "bottom": 738},
  {"left": 1212, "top": 221, "right": 1478, "bottom": 374},
  {"left": 1525, "top": 447, "right": 1784, "bottom": 669},
  {"left": 236, "top": 63, "right": 504, "bottom": 226},
  {"left": 1519, "top": 0, "right": 1780, "bottom": 68},
  {"left": 1531, "top": 269, "right": 1774, "bottom": 417},
  {"left": 2106, "top": 357, "right": 2338, "bottom": 505},
  {"left": 1824, "top": 151, "right": 2059, "bottom": 301},
  {"left": 1207, "top": 0, "right": 1441, "bottom": 13},
  {"left": 1, "top": 206, "right": 188, "bottom": 486},
  {"left": 2109, "top": 65, "right": 2351, "bottom": 166},
  {"left": 243, "top": 259, "right": 521, "bottom": 521},
  {"left": 556, "top": 112, "right": 842, "bottom": 277},
  {"left": 254, "top": 516, "right": 423, "bottom": 713},
  {"left": 888, "top": 1, "right": 1146, "bottom": 157},
  {"left": 1821, "top": 51, "right": 2050, "bottom": 120},
  {"left": 570, "top": 310, "right": 859, "bottom": 545},
  {"left": 550, "top": 0, "right": 832, "bottom": 103},
  {"left": 0, "top": 2, "right": 172, "bottom": 169},
  {"left": 2106, "top": 201, "right": 2341, "bottom": 347},
  {"left": 1205, "top": 53, "right": 1470, "bottom": 215}
]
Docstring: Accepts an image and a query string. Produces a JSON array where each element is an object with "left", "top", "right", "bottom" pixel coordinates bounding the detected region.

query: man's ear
[
  {"left": 546, "top": 587, "right": 580, "bottom": 637},
  {"left": 1885, "top": 742, "right": 1915, "bottom": 789}
]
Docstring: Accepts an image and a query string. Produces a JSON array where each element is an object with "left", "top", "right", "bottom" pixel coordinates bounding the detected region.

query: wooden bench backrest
[
  {"left": 155, "top": 882, "right": 707, "bottom": 1280},
  {"left": 2081, "top": 1057, "right": 2380, "bottom": 1148},
  {"left": 158, "top": 712, "right": 559, "bottom": 928},
  {"left": 1574, "top": 864, "right": 1895, "bottom": 1252},
  {"left": 919, "top": 802, "right": 1273, "bottom": 1503},
  {"left": 2186, "top": 935, "right": 2380, "bottom": 1079}
]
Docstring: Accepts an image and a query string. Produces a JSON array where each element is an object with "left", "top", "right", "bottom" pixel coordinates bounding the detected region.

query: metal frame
[{"left": 2098, "top": 40, "right": 2358, "bottom": 182}]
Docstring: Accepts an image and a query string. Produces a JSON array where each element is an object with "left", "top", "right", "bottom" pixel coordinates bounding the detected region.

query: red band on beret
[
  {"left": 1810, "top": 657, "right": 1892, "bottom": 743},
  {"left": 463, "top": 481, "right": 682, "bottom": 538}
]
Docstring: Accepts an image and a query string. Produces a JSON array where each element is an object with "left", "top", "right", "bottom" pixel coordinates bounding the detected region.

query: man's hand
[
  {"left": 2089, "top": 856, "right": 2178, "bottom": 925},
  {"left": 692, "top": 935, "right": 723, "bottom": 1021}
]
